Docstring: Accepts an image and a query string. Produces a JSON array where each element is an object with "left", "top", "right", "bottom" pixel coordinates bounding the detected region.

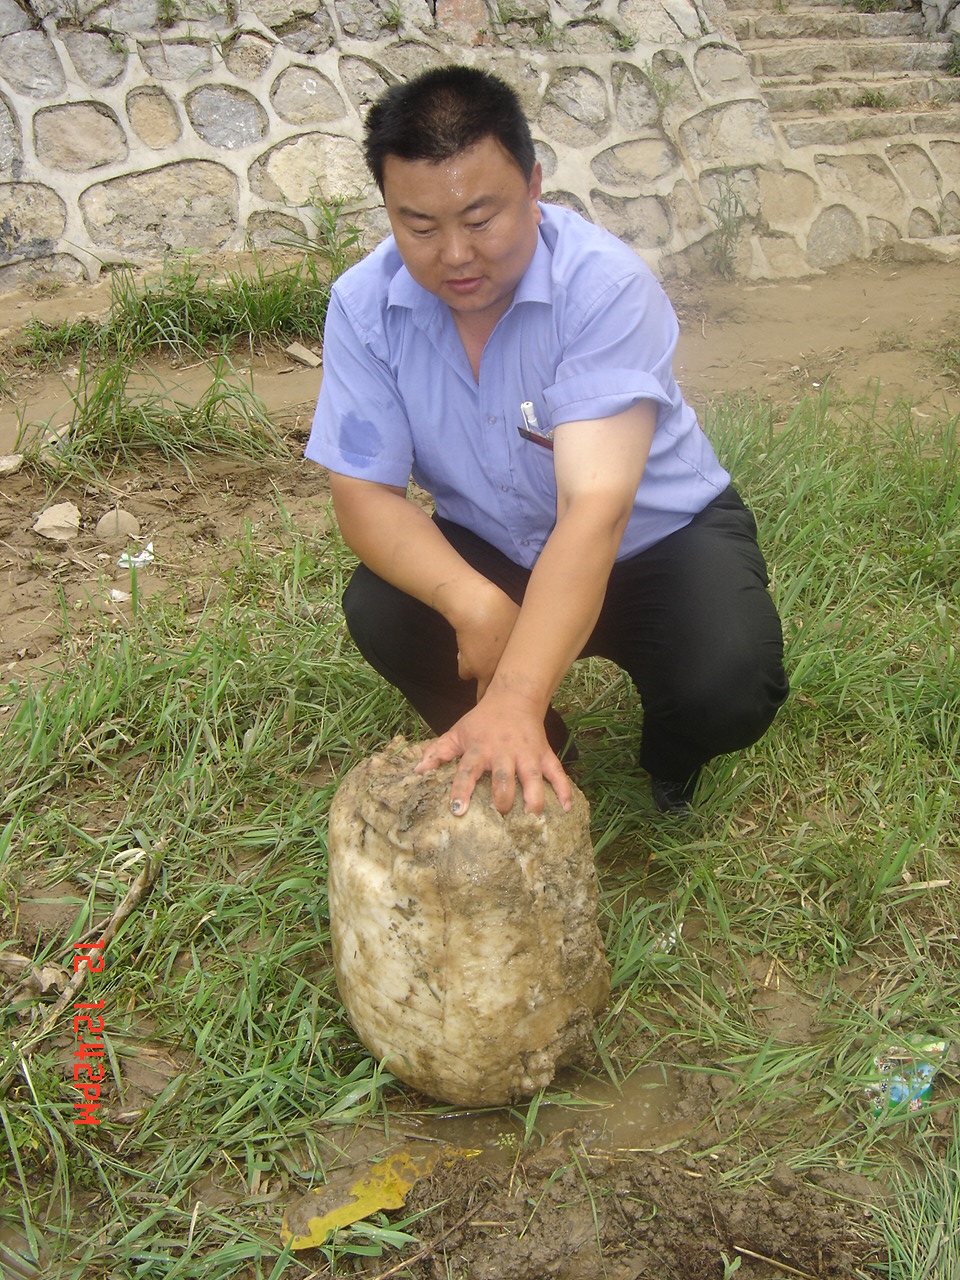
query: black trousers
[{"left": 341, "top": 486, "right": 790, "bottom": 787}]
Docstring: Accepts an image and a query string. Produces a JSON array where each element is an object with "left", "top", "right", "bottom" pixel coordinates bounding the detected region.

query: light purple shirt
[{"left": 306, "top": 203, "right": 729, "bottom": 569}]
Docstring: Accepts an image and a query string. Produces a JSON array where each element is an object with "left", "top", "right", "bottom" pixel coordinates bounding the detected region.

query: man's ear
[{"left": 529, "top": 161, "right": 543, "bottom": 204}]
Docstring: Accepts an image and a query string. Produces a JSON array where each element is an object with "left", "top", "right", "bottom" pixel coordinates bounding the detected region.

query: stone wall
[{"left": 0, "top": 0, "right": 958, "bottom": 291}]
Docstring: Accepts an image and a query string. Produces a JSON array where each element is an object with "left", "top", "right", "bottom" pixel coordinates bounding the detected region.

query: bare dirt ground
[{"left": 1, "top": 255, "right": 958, "bottom": 1278}]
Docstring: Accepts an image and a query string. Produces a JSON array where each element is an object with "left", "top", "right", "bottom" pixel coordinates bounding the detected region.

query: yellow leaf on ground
[{"left": 280, "top": 1144, "right": 478, "bottom": 1250}]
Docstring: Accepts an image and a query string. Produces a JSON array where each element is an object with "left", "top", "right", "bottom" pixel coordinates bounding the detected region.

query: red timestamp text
[{"left": 73, "top": 941, "right": 105, "bottom": 1125}]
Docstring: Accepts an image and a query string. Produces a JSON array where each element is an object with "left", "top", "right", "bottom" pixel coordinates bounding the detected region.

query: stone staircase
[{"left": 728, "top": 0, "right": 960, "bottom": 148}]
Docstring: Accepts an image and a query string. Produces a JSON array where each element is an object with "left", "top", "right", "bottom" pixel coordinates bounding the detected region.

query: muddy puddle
[{"left": 414, "top": 1062, "right": 693, "bottom": 1168}]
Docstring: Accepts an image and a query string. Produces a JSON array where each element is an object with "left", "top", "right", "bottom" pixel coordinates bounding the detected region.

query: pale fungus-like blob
[{"left": 327, "top": 739, "right": 611, "bottom": 1107}]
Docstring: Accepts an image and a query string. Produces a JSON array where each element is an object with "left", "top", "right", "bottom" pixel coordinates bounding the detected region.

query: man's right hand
[
  {"left": 328, "top": 473, "right": 521, "bottom": 702},
  {"left": 450, "top": 581, "right": 520, "bottom": 699}
]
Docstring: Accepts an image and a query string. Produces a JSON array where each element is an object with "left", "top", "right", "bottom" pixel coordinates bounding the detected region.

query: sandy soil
[{"left": 1, "top": 255, "right": 957, "bottom": 1277}]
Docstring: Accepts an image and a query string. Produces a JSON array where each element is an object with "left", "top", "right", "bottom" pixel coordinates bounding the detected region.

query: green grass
[
  {"left": 877, "top": 1111, "right": 960, "bottom": 1278},
  {"left": 1, "top": 381, "right": 959, "bottom": 1275},
  {"left": 931, "top": 327, "right": 960, "bottom": 385},
  {"left": 18, "top": 350, "right": 287, "bottom": 484},
  {"left": 24, "top": 254, "right": 334, "bottom": 367}
]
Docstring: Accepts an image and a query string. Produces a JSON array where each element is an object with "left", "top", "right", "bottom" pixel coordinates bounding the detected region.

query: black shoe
[{"left": 650, "top": 774, "right": 695, "bottom": 815}]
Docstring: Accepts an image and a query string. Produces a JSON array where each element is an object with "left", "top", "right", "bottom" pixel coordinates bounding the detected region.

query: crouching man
[{"left": 305, "top": 65, "right": 789, "bottom": 818}]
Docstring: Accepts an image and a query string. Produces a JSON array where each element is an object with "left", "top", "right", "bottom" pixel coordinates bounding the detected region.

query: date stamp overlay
[{"left": 72, "top": 941, "right": 105, "bottom": 1125}]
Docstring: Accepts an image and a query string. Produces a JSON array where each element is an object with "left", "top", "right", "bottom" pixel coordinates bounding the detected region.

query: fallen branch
[
  {"left": 0, "top": 857, "right": 160, "bottom": 1099},
  {"left": 734, "top": 1244, "right": 819, "bottom": 1280}
]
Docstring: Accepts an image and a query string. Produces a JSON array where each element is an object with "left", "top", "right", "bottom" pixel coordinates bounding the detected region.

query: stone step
[
  {"left": 762, "top": 74, "right": 960, "bottom": 114},
  {"left": 776, "top": 103, "right": 960, "bottom": 145},
  {"left": 747, "top": 37, "right": 954, "bottom": 79},
  {"left": 727, "top": 0, "right": 914, "bottom": 12},
  {"left": 731, "top": 9, "right": 925, "bottom": 40}
]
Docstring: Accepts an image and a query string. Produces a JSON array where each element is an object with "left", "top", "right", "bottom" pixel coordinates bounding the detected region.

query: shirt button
[
  {"left": 488, "top": 416, "right": 496, "bottom": 425},
  {"left": 501, "top": 484, "right": 508, "bottom": 492}
]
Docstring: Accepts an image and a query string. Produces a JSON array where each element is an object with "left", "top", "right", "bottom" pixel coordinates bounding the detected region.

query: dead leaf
[
  {"left": 32, "top": 502, "right": 81, "bottom": 542},
  {"left": 280, "top": 1144, "right": 478, "bottom": 1250},
  {"left": 1, "top": 952, "right": 71, "bottom": 1013},
  {"left": 0, "top": 954, "right": 33, "bottom": 981}
]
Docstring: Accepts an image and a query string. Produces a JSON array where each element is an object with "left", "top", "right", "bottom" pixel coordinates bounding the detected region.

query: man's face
[{"left": 381, "top": 136, "right": 543, "bottom": 332}]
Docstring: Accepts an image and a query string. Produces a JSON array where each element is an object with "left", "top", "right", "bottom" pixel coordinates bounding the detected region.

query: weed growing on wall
[{"left": 707, "top": 169, "right": 747, "bottom": 279}]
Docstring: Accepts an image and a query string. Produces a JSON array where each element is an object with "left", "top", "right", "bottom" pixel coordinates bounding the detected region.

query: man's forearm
[
  {"left": 486, "top": 498, "right": 626, "bottom": 715},
  {"left": 330, "top": 476, "right": 494, "bottom": 628}
]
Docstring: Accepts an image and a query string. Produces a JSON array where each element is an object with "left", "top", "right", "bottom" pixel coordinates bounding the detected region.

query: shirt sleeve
[
  {"left": 304, "top": 289, "right": 415, "bottom": 487},
  {"left": 542, "top": 270, "right": 680, "bottom": 426}
]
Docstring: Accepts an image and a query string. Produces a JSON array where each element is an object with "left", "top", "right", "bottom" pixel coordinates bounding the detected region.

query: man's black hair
[{"left": 364, "top": 65, "right": 536, "bottom": 193}]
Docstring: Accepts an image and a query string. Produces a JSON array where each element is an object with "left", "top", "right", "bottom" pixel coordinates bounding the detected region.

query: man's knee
[
  {"left": 678, "top": 639, "right": 789, "bottom": 752},
  {"left": 342, "top": 567, "right": 391, "bottom": 665}
]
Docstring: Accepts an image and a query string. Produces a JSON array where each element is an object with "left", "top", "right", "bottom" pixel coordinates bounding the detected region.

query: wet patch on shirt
[{"left": 339, "top": 412, "right": 383, "bottom": 465}]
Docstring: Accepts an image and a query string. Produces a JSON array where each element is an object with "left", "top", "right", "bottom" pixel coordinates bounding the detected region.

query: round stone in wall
[
  {"left": 94, "top": 0, "right": 165, "bottom": 33},
  {"left": 334, "top": 0, "right": 391, "bottom": 41},
  {"left": 612, "top": 63, "right": 660, "bottom": 132},
  {"left": 224, "top": 33, "right": 275, "bottom": 80},
  {"left": 806, "top": 204, "right": 863, "bottom": 269},
  {"left": 885, "top": 143, "right": 939, "bottom": 201},
  {"left": 591, "top": 138, "right": 678, "bottom": 188},
  {"left": 276, "top": 15, "right": 337, "bottom": 54},
  {"left": 138, "top": 38, "right": 213, "bottom": 80},
  {"left": 249, "top": 133, "right": 367, "bottom": 205},
  {"left": 617, "top": 0, "right": 686, "bottom": 42},
  {"left": 0, "top": 253, "right": 85, "bottom": 293},
  {"left": 757, "top": 166, "right": 816, "bottom": 230},
  {"left": 540, "top": 68, "right": 610, "bottom": 148},
  {"left": 0, "top": 31, "right": 65, "bottom": 98},
  {"left": 694, "top": 46, "right": 754, "bottom": 99},
  {"left": 0, "top": 0, "right": 32, "bottom": 35},
  {"left": 338, "top": 55, "right": 390, "bottom": 111},
  {"left": 534, "top": 139, "right": 558, "bottom": 181},
  {"left": 62, "top": 31, "right": 128, "bottom": 87},
  {"left": 907, "top": 207, "right": 939, "bottom": 238},
  {"left": 562, "top": 20, "right": 619, "bottom": 52},
  {"left": 270, "top": 66, "right": 345, "bottom": 125},
  {"left": 0, "top": 182, "right": 67, "bottom": 263},
  {"left": 381, "top": 41, "right": 447, "bottom": 80},
  {"left": 679, "top": 101, "right": 777, "bottom": 169},
  {"left": 0, "top": 97, "right": 21, "bottom": 179},
  {"left": 248, "top": 0, "right": 320, "bottom": 25},
  {"left": 247, "top": 210, "right": 308, "bottom": 250},
  {"left": 649, "top": 50, "right": 700, "bottom": 115},
  {"left": 186, "top": 86, "right": 268, "bottom": 149},
  {"left": 671, "top": 178, "right": 707, "bottom": 234},
  {"left": 127, "top": 87, "right": 182, "bottom": 149},
  {"left": 938, "top": 191, "right": 960, "bottom": 236},
  {"left": 79, "top": 161, "right": 240, "bottom": 254},
  {"left": 930, "top": 139, "right": 960, "bottom": 183},
  {"left": 814, "top": 153, "right": 900, "bottom": 209},
  {"left": 542, "top": 189, "right": 591, "bottom": 218},
  {"left": 867, "top": 217, "right": 900, "bottom": 255},
  {"left": 35, "top": 104, "right": 128, "bottom": 173},
  {"left": 592, "top": 190, "right": 671, "bottom": 248}
]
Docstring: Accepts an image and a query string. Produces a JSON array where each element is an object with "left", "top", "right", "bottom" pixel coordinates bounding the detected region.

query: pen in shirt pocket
[{"left": 517, "top": 400, "right": 554, "bottom": 451}]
